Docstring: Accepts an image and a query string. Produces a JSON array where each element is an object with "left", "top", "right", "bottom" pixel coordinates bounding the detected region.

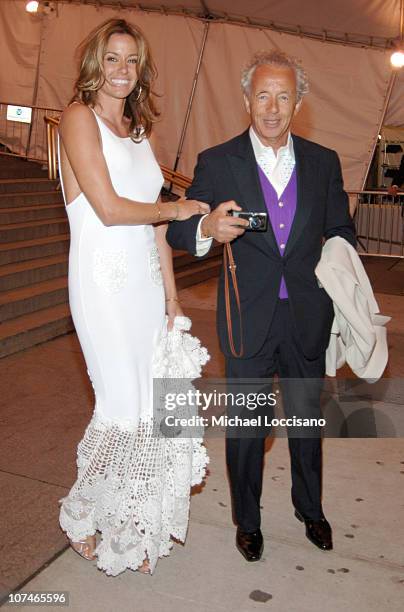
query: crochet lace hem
[{"left": 59, "top": 414, "right": 208, "bottom": 576}]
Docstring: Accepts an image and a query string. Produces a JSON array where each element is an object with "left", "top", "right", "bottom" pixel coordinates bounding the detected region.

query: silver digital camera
[{"left": 231, "top": 211, "right": 268, "bottom": 232}]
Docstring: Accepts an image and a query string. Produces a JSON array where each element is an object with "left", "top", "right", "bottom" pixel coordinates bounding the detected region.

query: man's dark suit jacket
[{"left": 166, "top": 130, "right": 356, "bottom": 360}]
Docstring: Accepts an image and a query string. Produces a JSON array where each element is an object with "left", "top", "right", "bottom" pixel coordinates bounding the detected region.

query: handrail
[
  {"left": 32, "top": 115, "right": 404, "bottom": 258},
  {"left": 43, "top": 115, "right": 193, "bottom": 190},
  {"left": 44, "top": 116, "right": 60, "bottom": 127},
  {"left": 160, "top": 164, "right": 192, "bottom": 189},
  {"left": 348, "top": 189, "right": 403, "bottom": 195},
  {"left": 44, "top": 116, "right": 402, "bottom": 208},
  {"left": 44, "top": 115, "right": 58, "bottom": 180}
]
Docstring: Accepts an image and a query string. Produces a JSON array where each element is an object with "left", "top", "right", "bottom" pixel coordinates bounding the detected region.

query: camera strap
[{"left": 223, "top": 243, "right": 244, "bottom": 357}]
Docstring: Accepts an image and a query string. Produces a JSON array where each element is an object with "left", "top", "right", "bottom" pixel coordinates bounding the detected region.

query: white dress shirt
[
  {"left": 249, "top": 127, "right": 295, "bottom": 197},
  {"left": 195, "top": 128, "right": 295, "bottom": 256}
]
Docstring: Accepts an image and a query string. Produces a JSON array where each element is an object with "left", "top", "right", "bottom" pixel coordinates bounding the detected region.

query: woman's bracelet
[
  {"left": 171, "top": 202, "right": 179, "bottom": 221},
  {"left": 165, "top": 297, "right": 179, "bottom": 302},
  {"left": 156, "top": 202, "right": 161, "bottom": 222}
]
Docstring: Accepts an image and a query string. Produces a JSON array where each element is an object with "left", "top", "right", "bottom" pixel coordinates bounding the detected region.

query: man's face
[{"left": 244, "top": 64, "right": 301, "bottom": 151}]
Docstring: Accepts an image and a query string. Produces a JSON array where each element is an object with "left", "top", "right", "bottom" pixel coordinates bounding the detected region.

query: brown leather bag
[{"left": 223, "top": 243, "right": 244, "bottom": 357}]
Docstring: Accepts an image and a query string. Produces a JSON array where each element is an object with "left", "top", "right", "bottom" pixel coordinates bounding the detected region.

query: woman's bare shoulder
[{"left": 59, "top": 103, "right": 94, "bottom": 132}]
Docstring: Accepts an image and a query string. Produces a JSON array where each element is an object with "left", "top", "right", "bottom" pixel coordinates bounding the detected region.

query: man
[
  {"left": 166, "top": 50, "right": 356, "bottom": 561},
  {"left": 388, "top": 154, "right": 404, "bottom": 195}
]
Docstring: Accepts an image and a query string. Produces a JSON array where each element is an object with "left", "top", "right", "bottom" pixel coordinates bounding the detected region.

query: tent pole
[
  {"left": 172, "top": 21, "right": 210, "bottom": 176},
  {"left": 361, "top": 70, "right": 397, "bottom": 190},
  {"left": 26, "top": 17, "right": 46, "bottom": 159}
]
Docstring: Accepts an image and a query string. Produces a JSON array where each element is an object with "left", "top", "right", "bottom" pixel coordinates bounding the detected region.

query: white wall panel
[
  {"left": 0, "top": 2, "right": 402, "bottom": 188},
  {"left": 179, "top": 23, "right": 393, "bottom": 190},
  {"left": 34, "top": 5, "right": 205, "bottom": 168},
  {"left": 0, "top": 0, "right": 41, "bottom": 105}
]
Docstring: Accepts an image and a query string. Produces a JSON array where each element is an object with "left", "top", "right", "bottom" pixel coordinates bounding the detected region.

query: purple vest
[{"left": 257, "top": 166, "right": 297, "bottom": 299}]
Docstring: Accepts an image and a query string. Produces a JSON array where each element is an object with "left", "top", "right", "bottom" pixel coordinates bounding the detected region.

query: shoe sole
[{"left": 236, "top": 543, "right": 263, "bottom": 562}]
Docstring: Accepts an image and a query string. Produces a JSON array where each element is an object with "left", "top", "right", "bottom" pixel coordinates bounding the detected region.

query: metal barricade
[{"left": 349, "top": 190, "right": 404, "bottom": 258}]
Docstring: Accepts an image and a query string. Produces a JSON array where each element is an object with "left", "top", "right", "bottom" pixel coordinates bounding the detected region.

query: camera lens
[{"left": 250, "top": 216, "right": 262, "bottom": 229}]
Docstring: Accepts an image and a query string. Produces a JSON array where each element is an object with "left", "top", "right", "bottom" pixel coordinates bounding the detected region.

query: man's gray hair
[{"left": 241, "top": 50, "right": 309, "bottom": 102}]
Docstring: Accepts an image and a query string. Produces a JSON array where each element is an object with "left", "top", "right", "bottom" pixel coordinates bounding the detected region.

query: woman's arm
[
  {"left": 154, "top": 219, "right": 184, "bottom": 329},
  {"left": 59, "top": 104, "right": 209, "bottom": 226}
]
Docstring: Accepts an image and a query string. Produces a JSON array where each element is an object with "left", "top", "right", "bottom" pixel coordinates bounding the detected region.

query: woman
[{"left": 57, "top": 18, "right": 210, "bottom": 576}]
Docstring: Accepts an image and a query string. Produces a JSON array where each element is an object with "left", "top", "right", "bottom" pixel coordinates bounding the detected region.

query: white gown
[{"left": 57, "top": 109, "right": 208, "bottom": 576}]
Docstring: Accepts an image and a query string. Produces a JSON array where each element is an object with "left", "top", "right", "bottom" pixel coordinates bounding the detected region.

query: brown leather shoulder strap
[{"left": 223, "top": 243, "right": 244, "bottom": 358}]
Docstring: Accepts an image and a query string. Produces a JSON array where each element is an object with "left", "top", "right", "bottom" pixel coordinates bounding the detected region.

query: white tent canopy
[
  {"left": 0, "top": 0, "right": 403, "bottom": 189},
  {"left": 28, "top": 0, "right": 403, "bottom": 42}
]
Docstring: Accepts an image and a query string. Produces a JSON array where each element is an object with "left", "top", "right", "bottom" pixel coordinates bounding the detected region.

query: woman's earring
[
  {"left": 135, "top": 85, "right": 142, "bottom": 101},
  {"left": 132, "top": 127, "right": 144, "bottom": 143}
]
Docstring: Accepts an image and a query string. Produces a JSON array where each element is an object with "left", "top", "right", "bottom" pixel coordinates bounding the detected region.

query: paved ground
[{"left": 1, "top": 272, "right": 403, "bottom": 611}]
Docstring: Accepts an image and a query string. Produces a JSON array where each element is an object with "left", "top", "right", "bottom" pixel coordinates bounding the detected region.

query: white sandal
[
  {"left": 69, "top": 535, "right": 97, "bottom": 561},
  {"left": 138, "top": 558, "right": 151, "bottom": 574}
]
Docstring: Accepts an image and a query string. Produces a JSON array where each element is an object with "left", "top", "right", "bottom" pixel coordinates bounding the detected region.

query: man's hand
[{"left": 201, "top": 201, "right": 249, "bottom": 243}]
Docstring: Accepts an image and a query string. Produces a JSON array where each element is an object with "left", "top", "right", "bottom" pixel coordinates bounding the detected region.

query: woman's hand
[
  {"left": 166, "top": 298, "right": 184, "bottom": 331},
  {"left": 175, "top": 199, "right": 210, "bottom": 221}
]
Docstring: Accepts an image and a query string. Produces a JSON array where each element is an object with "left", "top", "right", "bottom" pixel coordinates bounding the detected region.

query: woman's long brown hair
[{"left": 71, "top": 18, "right": 160, "bottom": 140}]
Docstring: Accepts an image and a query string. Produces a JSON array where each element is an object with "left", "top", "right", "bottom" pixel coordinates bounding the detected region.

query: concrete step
[
  {"left": 0, "top": 250, "right": 221, "bottom": 292},
  {"left": 0, "top": 157, "right": 46, "bottom": 168},
  {"left": 0, "top": 254, "right": 68, "bottom": 291},
  {"left": 0, "top": 234, "right": 70, "bottom": 264},
  {"left": 0, "top": 166, "right": 48, "bottom": 180},
  {"left": 0, "top": 276, "right": 68, "bottom": 322},
  {"left": 0, "top": 203, "right": 65, "bottom": 224},
  {"left": 0, "top": 160, "right": 48, "bottom": 179},
  {"left": 0, "top": 189, "right": 63, "bottom": 207},
  {"left": 0, "top": 217, "right": 69, "bottom": 243},
  {"left": 0, "top": 178, "right": 59, "bottom": 194},
  {"left": 173, "top": 244, "right": 222, "bottom": 271},
  {"left": 0, "top": 258, "right": 221, "bottom": 357},
  {"left": 0, "top": 241, "right": 221, "bottom": 356},
  {"left": 175, "top": 257, "right": 222, "bottom": 289},
  {"left": 0, "top": 303, "right": 73, "bottom": 358},
  {"left": 0, "top": 255, "right": 221, "bottom": 314}
]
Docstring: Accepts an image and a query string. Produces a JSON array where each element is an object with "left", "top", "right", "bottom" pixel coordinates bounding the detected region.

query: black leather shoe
[
  {"left": 295, "top": 510, "right": 333, "bottom": 550},
  {"left": 236, "top": 527, "right": 263, "bottom": 561}
]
